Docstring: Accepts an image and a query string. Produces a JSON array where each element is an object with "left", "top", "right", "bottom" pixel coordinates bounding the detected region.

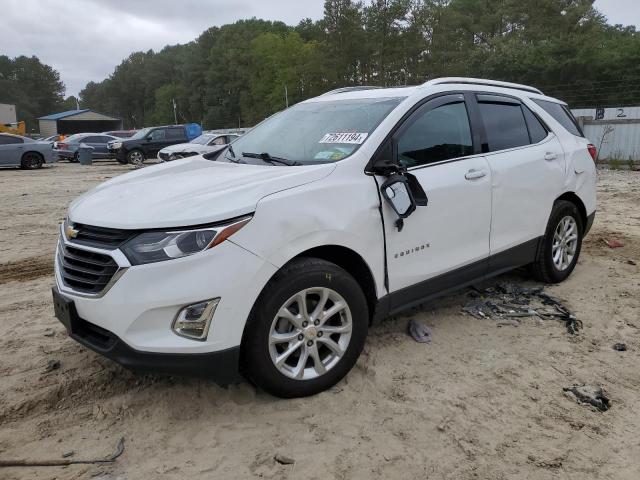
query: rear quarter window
[{"left": 533, "top": 99, "right": 583, "bottom": 137}]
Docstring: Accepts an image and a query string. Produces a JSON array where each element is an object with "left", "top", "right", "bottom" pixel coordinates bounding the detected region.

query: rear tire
[
  {"left": 127, "top": 149, "right": 145, "bottom": 165},
  {"left": 241, "top": 257, "right": 368, "bottom": 398},
  {"left": 69, "top": 152, "right": 79, "bottom": 163},
  {"left": 531, "top": 200, "right": 583, "bottom": 283},
  {"left": 20, "top": 152, "right": 44, "bottom": 169}
]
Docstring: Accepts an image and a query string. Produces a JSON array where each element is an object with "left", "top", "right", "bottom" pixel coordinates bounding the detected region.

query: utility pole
[
  {"left": 172, "top": 98, "right": 177, "bottom": 125},
  {"left": 285, "top": 85, "right": 289, "bottom": 108}
]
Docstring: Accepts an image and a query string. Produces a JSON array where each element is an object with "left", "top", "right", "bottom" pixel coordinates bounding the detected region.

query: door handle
[
  {"left": 465, "top": 169, "right": 486, "bottom": 180},
  {"left": 544, "top": 152, "right": 558, "bottom": 161}
]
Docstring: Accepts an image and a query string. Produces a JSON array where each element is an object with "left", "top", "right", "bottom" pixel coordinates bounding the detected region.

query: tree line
[{"left": 4, "top": 0, "right": 640, "bottom": 132}]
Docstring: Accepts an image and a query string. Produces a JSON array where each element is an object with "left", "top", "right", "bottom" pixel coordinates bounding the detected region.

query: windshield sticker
[{"left": 319, "top": 132, "right": 368, "bottom": 144}]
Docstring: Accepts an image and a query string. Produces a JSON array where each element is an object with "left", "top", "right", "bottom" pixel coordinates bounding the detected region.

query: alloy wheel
[
  {"left": 268, "top": 287, "right": 352, "bottom": 380},
  {"left": 552, "top": 216, "right": 578, "bottom": 271}
]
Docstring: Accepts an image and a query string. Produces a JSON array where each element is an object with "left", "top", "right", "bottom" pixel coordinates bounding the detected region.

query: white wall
[{"left": 0, "top": 103, "right": 17, "bottom": 124}]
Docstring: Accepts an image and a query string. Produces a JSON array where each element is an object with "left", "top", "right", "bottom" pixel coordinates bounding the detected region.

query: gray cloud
[
  {"left": 0, "top": 0, "right": 325, "bottom": 97},
  {"left": 0, "top": 0, "right": 636, "bottom": 98}
]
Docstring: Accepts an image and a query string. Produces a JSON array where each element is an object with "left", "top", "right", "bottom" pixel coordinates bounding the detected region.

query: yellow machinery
[{"left": 0, "top": 121, "right": 26, "bottom": 136}]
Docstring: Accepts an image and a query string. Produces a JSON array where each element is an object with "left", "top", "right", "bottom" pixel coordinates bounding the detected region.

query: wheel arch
[
  {"left": 21, "top": 150, "right": 44, "bottom": 161},
  {"left": 293, "top": 245, "right": 378, "bottom": 324},
  {"left": 555, "top": 191, "right": 587, "bottom": 233}
]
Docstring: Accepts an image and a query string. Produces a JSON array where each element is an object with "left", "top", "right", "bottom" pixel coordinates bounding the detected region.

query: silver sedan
[{"left": 0, "top": 133, "right": 55, "bottom": 169}]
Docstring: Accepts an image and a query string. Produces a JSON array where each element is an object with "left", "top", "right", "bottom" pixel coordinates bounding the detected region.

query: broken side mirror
[{"left": 381, "top": 174, "right": 416, "bottom": 231}]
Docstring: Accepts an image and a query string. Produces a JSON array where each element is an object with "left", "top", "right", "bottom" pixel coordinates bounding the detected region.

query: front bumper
[
  {"left": 54, "top": 224, "right": 278, "bottom": 377},
  {"left": 53, "top": 286, "right": 240, "bottom": 384}
]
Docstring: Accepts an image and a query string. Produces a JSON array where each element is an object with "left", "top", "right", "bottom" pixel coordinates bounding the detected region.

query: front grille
[
  {"left": 57, "top": 242, "right": 119, "bottom": 294},
  {"left": 70, "top": 223, "right": 135, "bottom": 249},
  {"left": 159, "top": 152, "right": 170, "bottom": 161}
]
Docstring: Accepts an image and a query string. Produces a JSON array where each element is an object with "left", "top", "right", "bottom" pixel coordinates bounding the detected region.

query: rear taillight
[{"left": 587, "top": 143, "right": 597, "bottom": 162}]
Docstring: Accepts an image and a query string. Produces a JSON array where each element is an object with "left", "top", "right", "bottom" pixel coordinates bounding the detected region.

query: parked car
[
  {"left": 107, "top": 123, "right": 202, "bottom": 165},
  {"left": 103, "top": 130, "right": 137, "bottom": 138},
  {"left": 157, "top": 133, "right": 240, "bottom": 161},
  {"left": 54, "top": 133, "right": 120, "bottom": 162},
  {"left": 0, "top": 133, "right": 55, "bottom": 169},
  {"left": 53, "top": 78, "right": 596, "bottom": 398}
]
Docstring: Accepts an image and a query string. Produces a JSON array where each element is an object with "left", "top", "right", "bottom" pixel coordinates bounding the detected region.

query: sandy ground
[{"left": 0, "top": 161, "right": 639, "bottom": 479}]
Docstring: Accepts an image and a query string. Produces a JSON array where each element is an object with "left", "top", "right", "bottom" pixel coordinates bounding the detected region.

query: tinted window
[
  {"left": 149, "top": 129, "right": 166, "bottom": 141},
  {"left": 478, "top": 102, "right": 530, "bottom": 152},
  {"left": 522, "top": 106, "right": 548, "bottom": 144},
  {"left": 397, "top": 101, "right": 473, "bottom": 167},
  {"left": 211, "top": 136, "right": 226, "bottom": 145},
  {"left": 83, "top": 136, "right": 101, "bottom": 143},
  {"left": 0, "top": 135, "right": 23, "bottom": 145},
  {"left": 166, "top": 128, "right": 185, "bottom": 140},
  {"left": 533, "top": 99, "right": 583, "bottom": 137}
]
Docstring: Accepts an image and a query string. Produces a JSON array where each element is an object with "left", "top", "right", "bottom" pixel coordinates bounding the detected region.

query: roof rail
[
  {"left": 423, "top": 77, "right": 543, "bottom": 95},
  {"left": 321, "top": 86, "right": 384, "bottom": 96}
]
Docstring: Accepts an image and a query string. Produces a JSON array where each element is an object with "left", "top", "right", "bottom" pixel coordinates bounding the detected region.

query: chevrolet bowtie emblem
[{"left": 65, "top": 225, "right": 79, "bottom": 240}]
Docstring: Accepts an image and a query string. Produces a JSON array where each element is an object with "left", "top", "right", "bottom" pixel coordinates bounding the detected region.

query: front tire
[
  {"left": 20, "top": 152, "right": 44, "bottom": 169},
  {"left": 531, "top": 200, "right": 583, "bottom": 283},
  {"left": 241, "top": 258, "right": 369, "bottom": 398},
  {"left": 126, "top": 149, "right": 145, "bottom": 165}
]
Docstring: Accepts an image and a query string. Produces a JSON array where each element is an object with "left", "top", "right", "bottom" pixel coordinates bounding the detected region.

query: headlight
[
  {"left": 121, "top": 216, "right": 251, "bottom": 265},
  {"left": 110, "top": 141, "right": 123, "bottom": 149}
]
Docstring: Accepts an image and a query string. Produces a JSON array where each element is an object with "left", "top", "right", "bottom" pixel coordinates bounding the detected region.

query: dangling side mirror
[{"left": 381, "top": 174, "right": 416, "bottom": 231}]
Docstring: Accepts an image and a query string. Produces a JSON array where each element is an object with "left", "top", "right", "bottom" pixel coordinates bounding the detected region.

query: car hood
[
  {"left": 68, "top": 158, "right": 336, "bottom": 229},
  {"left": 159, "top": 142, "right": 203, "bottom": 153}
]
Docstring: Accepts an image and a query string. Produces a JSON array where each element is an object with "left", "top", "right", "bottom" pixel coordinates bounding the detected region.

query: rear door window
[
  {"left": 477, "top": 100, "right": 530, "bottom": 152},
  {"left": 166, "top": 128, "right": 185, "bottom": 140},
  {"left": 532, "top": 99, "right": 583, "bottom": 137}
]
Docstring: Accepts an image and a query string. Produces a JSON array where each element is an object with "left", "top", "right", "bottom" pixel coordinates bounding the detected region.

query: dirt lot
[{"left": 0, "top": 161, "right": 639, "bottom": 479}]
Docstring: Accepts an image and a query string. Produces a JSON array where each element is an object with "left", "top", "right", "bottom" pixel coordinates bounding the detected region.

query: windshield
[
  {"left": 128, "top": 127, "right": 152, "bottom": 140},
  {"left": 224, "top": 97, "right": 404, "bottom": 165},
  {"left": 190, "top": 134, "right": 214, "bottom": 145}
]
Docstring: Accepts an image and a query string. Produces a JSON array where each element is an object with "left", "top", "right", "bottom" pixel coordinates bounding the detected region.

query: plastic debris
[
  {"left": 274, "top": 454, "right": 295, "bottom": 465},
  {"left": 613, "top": 343, "right": 627, "bottom": 351},
  {"left": 44, "top": 359, "right": 61, "bottom": 372},
  {"left": 408, "top": 319, "right": 433, "bottom": 343},
  {"left": 462, "top": 283, "right": 582, "bottom": 335},
  {"left": 603, "top": 238, "right": 624, "bottom": 248},
  {"left": 563, "top": 385, "right": 610, "bottom": 412}
]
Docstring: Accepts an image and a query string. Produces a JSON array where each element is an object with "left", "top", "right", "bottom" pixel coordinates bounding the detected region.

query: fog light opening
[{"left": 172, "top": 298, "right": 219, "bottom": 341}]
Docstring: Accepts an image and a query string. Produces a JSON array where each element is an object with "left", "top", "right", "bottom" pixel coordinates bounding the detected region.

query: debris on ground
[
  {"left": 613, "top": 343, "right": 627, "bottom": 351},
  {"left": 407, "top": 319, "right": 433, "bottom": 343},
  {"left": 62, "top": 451, "right": 75, "bottom": 458},
  {"left": 563, "top": 385, "right": 610, "bottom": 412},
  {"left": 274, "top": 453, "right": 295, "bottom": 465},
  {"left": 0, "top": 437, "right": 125, "bottom": 467},
  {"left": 44, "top": 359, "right": 61, "bottom": 372},
  {"left": 462, "top": 283, "right": 583, "bottom": 334},
  {"left": 43, "top": 329, "right": 55, "bottom": 337},
  {"left": 603, "top": 238, "right": 624, "bottom": 249},
  {"left": 626, "top": 259, "right": 637, "bottom": 266}
]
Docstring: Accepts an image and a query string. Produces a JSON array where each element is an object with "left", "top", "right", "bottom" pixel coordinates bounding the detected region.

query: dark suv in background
[{"left": 108, "top": 123, "right": 202, "bottom": 165}]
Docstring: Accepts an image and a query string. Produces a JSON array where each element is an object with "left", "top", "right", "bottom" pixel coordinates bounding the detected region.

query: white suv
[{"left": 53, "top": 78, "right": 596, "bottom": 398}]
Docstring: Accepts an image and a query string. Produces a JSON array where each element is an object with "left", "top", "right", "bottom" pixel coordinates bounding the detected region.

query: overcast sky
[{"left": 0, "top": 0, "right": 636, "bottom": 98}]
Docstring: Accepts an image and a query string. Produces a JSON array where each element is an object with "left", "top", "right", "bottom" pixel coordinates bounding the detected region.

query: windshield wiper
[
  {"left": 225, "top": 144, "right": 245, "bottom": 163},
  {"left": 241, "top": 152, "right": 301, "bottom": 166}
]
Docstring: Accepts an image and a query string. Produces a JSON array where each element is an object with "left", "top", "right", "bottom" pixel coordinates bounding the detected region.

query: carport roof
[
  {"left": 38, "top": 109, "right": 90, "bottom": 120},
  {"left": 38, "top": 109, "right": 120, "bottom": 121}
]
